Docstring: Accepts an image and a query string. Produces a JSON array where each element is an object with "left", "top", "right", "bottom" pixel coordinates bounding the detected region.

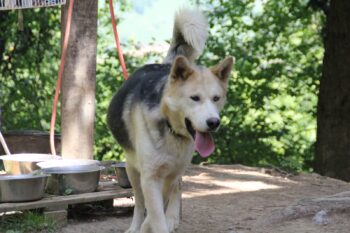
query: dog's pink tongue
[{"left": 195, "top": 132, "right": 215, "bottom": 158}]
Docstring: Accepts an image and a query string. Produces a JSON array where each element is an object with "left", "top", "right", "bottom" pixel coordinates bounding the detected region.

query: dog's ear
[
  {"left": 211, "top": 57, "right": 235, "bottom": 82},
  {"left": 170, "top": 56, "right": 194, "bottom": 81}
]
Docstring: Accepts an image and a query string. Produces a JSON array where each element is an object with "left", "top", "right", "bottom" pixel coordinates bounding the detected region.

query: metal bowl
[
  {"left": 37, "top": 159, "right": 100, "bottom": 169},
  {"left": 0, "top": 153, "right": 61, "bottom": 175},
  {"left": 0, "top": 174, "right": 49, "bottom": 202},
  {"left": 112, "top": 162, "right": 131, "bottom": 189},
  {"left": 41, "top": 165, "right": 104, "bottom": 195}
]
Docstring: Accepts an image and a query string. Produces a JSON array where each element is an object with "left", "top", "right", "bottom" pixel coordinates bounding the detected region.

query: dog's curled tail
[{"left": 164, "top": 8, "right": 209, "bottom": 64}]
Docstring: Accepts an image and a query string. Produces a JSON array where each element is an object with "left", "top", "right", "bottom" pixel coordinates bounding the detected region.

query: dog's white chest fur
[{"left": 129, "top": 104, "right": 194, "bottom": 178}]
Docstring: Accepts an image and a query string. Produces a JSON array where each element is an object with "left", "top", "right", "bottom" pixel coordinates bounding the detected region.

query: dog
[{"left": 107, "top": 8, "right": 234, "bottom": 233}]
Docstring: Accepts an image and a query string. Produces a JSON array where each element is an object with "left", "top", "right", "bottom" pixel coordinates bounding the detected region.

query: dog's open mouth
[{"left": 185, "top": 118, "right": 215, "bottom": 158}]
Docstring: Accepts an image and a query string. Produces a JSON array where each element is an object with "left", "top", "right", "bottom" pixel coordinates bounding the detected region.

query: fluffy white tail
[{"left": 164, "top": 9, "right": 209, "bottom": 63}]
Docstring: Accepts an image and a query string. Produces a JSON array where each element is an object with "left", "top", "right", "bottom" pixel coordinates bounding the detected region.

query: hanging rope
[
  {"left": 109, "top": 0, "right": 128, "bottom": 80},
  {"left": 50, "top": 0, "right": 74, "bottom": 155}
]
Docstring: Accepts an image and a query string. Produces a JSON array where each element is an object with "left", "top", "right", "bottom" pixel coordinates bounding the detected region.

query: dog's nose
[{"left": 206, "top": 118, "right": 220, "bottom": 130}]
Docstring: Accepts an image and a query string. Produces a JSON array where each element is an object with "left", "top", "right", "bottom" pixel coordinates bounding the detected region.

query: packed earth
[{"left": 60, "top": 165, "right": 350, "bottom": 233}]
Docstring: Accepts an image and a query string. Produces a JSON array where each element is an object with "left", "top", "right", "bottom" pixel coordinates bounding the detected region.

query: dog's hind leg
[
  {"left": 165, "top": 179, "right": 181, "bottom": 233},
  {"left": 140, "top": 177, "right": 169, "bottom": 233},
  {"left": 125, "top": 163, "right": 145, "bottom": 233}
]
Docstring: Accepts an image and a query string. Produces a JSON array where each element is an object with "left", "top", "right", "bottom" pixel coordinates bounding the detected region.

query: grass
[{"left": 0, "top": 211, "right": 57, "bottom": 233}]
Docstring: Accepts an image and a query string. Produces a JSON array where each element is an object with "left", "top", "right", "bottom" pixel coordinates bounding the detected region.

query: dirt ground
[{"left": 59, "top": 164, "right": 350, "bottom": 233}]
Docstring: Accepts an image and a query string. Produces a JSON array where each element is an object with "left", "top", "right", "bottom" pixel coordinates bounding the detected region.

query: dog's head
[{"left": 161, "top": 55, "right": 234, "bottom": 157}]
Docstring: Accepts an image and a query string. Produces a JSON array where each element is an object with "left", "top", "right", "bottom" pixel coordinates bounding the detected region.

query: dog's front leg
[
  {"left": 140, "top": 177, "right": 169, "bottom": 233},
  {"left": 165, "top": 179, "right": 181, "bottom": 233}
]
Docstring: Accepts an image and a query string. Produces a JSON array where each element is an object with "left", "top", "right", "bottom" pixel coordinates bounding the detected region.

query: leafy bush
[
  {"left": 193, "top": 0, "right": 324, "bottom": 171},
  {"left": 0, "top": 9, "right": 61, "bottom": 130}
]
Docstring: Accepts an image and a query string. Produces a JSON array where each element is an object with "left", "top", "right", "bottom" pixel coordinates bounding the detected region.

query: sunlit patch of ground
[
  {"left": 182, "top": 165, "right": 297, "bottom": 198},
  {"left": 183, "top": 176, "right": 280, "bottom": 198}
]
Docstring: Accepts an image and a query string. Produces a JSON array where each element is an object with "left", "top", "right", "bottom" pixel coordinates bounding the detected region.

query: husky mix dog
[{"left": 107, "top": 9, "right": 234, "bottom": 233}]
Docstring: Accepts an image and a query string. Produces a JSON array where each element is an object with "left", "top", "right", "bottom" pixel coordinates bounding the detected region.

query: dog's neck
[
  {"left": 165, "top": 120, "right": 185, "bottom": 138},
  {"left": 166, "top": 118, "right": 196, "bottom": 140},
  {"left": 165, "top": 112, "right": 190, "bottom": 139},
  {"left": 161, "top": 102, "right": 192, "bottom": 140}
]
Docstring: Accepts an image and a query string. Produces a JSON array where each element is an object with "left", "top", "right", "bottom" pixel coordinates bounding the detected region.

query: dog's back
[{"left": 107, "top": 64, "right": 171, "bottom": 150}]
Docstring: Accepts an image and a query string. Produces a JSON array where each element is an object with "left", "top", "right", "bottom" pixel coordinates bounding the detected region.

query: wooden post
[{"left": 60, "top": 0, "right": 98, "bottom": 159}]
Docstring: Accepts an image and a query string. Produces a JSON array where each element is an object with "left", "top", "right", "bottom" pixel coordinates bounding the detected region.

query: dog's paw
[{"left": 167, "top": 216, "right": 180, "bottom": 233}]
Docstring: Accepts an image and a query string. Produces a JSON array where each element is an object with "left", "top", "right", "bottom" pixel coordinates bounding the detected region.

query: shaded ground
[{"left": 59, "top": 165, "right": 350, "bottom": 233}]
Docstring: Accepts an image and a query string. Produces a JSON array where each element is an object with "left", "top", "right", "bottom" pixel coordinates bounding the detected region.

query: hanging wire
[{"left": 0, "top": 0, "right": 66, "bottom": 10}]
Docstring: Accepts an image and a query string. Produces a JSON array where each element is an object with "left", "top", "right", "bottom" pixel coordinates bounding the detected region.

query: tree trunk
[
  {"left": 60, "top": 0, "right": 98, "bottom": 159},
  {"left": 315, "top": 1, "right": 350, "bottom": 181}
]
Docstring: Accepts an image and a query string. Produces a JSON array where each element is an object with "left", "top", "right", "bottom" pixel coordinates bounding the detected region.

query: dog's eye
[
  {"left": 213, "top": 96, "right": 220, "bottom": 102},
  {"left": 190, "top": 96, "right": 200, "bottom": 102}
]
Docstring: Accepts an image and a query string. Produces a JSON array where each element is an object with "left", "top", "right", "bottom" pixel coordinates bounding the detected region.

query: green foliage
[
  {"left": 0, "top": 8, "right": 61, "bottom": 130},
  {"left": 0, "top": 1, "right": 324, "bottom": 172},
  {"left": 0, "top": 211, "right": 57, "bottom": 233},
  {"left": 193, "top": 0, "right": 324, "bottom": 171}
]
